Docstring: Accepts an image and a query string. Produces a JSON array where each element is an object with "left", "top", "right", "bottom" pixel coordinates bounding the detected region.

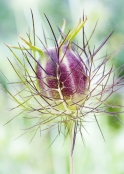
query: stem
[{"left": 70, "top": 127, "right": 74, "bottom": 174}]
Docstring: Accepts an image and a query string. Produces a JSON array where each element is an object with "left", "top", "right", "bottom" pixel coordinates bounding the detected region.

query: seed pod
[{"left": 36, "top": 44, "right": 87, "bottom": 111}]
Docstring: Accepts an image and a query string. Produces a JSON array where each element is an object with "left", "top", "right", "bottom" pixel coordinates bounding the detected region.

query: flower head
[{"left": 3, "top": 12, "right": 124, "bottom": 144}]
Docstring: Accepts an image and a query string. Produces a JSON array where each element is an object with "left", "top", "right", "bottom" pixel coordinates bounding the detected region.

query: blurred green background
[{"left": 0, "top": 0, "right": 124, "bottom": 173}]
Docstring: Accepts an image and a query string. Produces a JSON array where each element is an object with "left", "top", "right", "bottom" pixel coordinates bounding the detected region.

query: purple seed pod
[{"left": 36, "top": 44, "right": 87, "bottom": 110}]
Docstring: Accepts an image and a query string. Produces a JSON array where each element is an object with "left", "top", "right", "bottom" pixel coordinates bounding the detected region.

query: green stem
[{"left": 70, "top": 126, "right": 74, "bottom": 174}]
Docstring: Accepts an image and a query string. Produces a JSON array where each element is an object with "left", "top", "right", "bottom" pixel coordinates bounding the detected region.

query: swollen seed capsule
[{"left": 36, "top": 45, "right": 87, "bottom": 111}]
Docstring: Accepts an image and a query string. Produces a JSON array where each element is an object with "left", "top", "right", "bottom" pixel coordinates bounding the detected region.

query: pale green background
[{"left": 0, "top": 0, "right": 124, "bottom": 173}]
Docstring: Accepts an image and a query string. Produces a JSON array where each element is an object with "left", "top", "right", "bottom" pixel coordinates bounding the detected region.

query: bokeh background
[{"left": 0, "top": 0, "right": 124, "bottom": 173}]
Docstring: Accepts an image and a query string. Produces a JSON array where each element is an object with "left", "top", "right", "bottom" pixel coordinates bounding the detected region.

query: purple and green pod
[{"left": 36, "top": 44, "right": 87, "bottom": 110}]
